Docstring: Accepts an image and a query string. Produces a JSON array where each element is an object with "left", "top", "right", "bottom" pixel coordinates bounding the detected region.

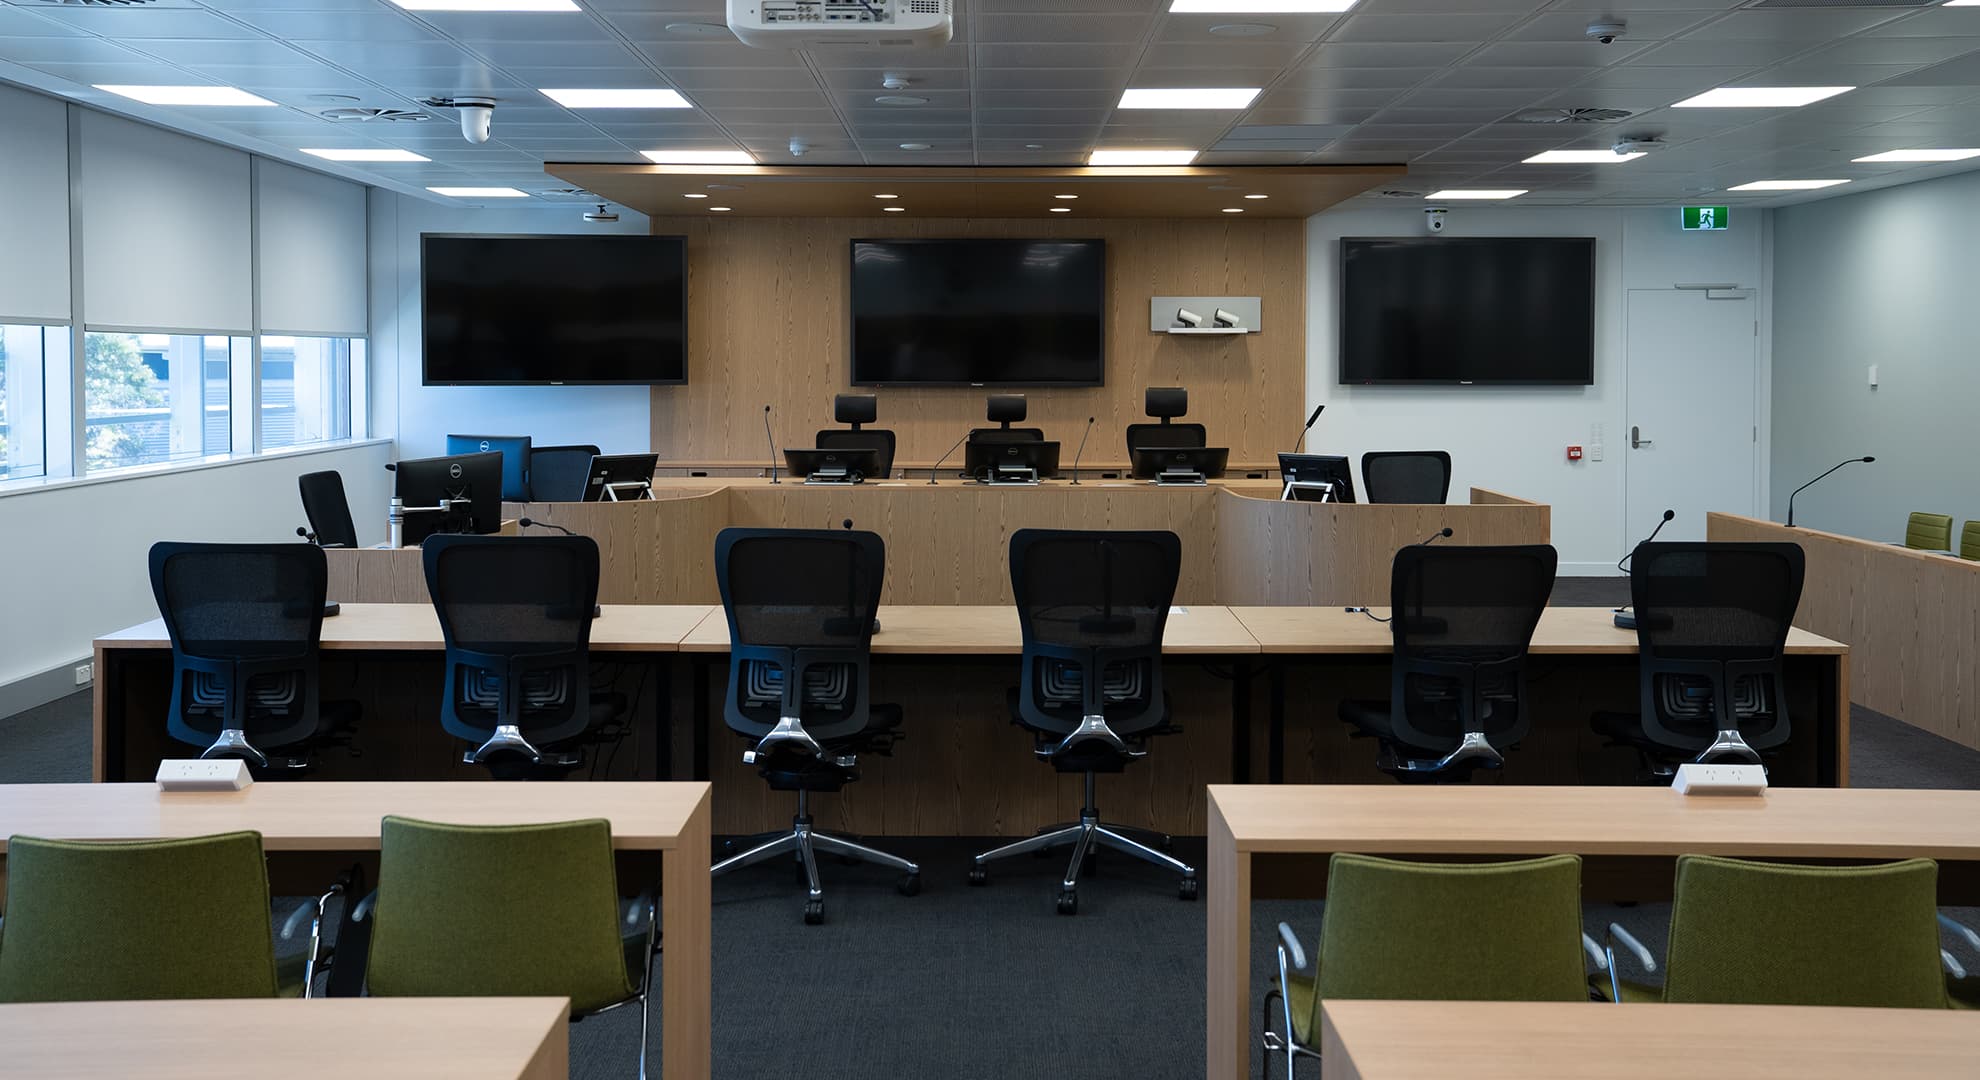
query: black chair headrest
[
  {"left": 987, "top": 394, "right": 1028, "bottom": 424},
  {"left": 1145, "top": 386, "right": 1188, "bottom": 422},
  {"left": 834, "top": 393, "right": 878, "bottom": 427}
]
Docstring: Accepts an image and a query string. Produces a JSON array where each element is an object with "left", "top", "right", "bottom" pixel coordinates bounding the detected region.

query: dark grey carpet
[{"left": 7, "top": 675, "right": 1980, "bottom": 1078}]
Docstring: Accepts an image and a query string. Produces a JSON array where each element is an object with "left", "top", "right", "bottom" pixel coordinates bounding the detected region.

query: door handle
[{"left": 1631, "top": 426, "right": 1653, "bottom": 449}]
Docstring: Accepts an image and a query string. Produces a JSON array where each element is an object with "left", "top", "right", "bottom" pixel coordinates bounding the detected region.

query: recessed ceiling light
[
  {"left": 875, "top": 95, "right": 928, "bottom": 106},
  {"left": 1524, "top": 149, "right": 1646, "bottom": 164},
  {"left": 883, "top": 206, "right": 907, "bottom": 212},
  {"left": 1119, "top": 88, "right": 1261, "bottom": 110},
  {"left": 428, "top": 187, "right": 529, "bottom": 198},
  {"left": 388, "top": 0, "right": 578, "bottom": 10},
  {"left": 1425, "top": 189, "right": 1527, "bottom": 200},
  {"left": 706, "top": 183, "right": 743, "bottom": 191},
  {"left": 301, "top": 148, "right": 430, "bottom": 162},
  {"left": 1089, "top": 150, "right": 1198, "bottom": 165},
  {"left": 1853, "top": 148, "right": 1980, "bottom": 163},
  {"left": 541, "top": 88, "right": 691, "bottom": 109},
  {"left": 641, "top": 150, "right": 755, "bottom": 165},
  {"left": 899, "top": 142, "right": 932, "bottom": 150},
  {"left": 1054, "top": 194, "right": 1079, "bottom": 200},
  {"left": 683, "top": 193, "right": 708, "bottom": 199},
  {"left": 1170, "top": 2, "right": 1358, "bottom": 11},
  {"left": 1208, "top": 23, "right": 1278, "bottom": 37},
  {"left": 1243, "top": 193, "right": 1269, "bottom": 199},
  {"left": 95, "top": 85, "right": 276, "bottom": 107},
  {"left": 1673, "top": 86, "right": 1854, "bottom": 109},
  {"left": 1728, "top": 179, "right": 1850, "bottom": 191},
  {"left": 1222, "top": 208, "right": 1245, "bottom": 213},
  {"left": 873, "top": 193, "right": 899, "bottom": 199},
  {"left": 1049, "top": 207, "right": 1073, "bottom": 213},
  {"left": 1025, "top": 143, "right": 1045, "bottom": 149},
  {"left": 708, "top": 206, "right": 733, "bottom": 212}
]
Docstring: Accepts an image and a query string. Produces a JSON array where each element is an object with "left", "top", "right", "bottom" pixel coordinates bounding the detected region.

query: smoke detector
[
  {"left": 1514, "top": 107, "right": 1634, "bottom": 125},
  {"left": 319, "top": 107, "right": 431, "bottom": 123},
  {"left": 582, "top": 204, "right": 620, "bottom": 223}
]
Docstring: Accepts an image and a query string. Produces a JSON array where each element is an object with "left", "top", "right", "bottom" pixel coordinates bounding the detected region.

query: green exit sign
[{"left": 1683, "top": 206, "right": 1730, "bottom": 231}]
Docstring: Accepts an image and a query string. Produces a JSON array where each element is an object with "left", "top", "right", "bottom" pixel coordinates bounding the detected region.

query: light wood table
[
  {"left": 1318, "top": 1000, "right": 1980, "bottom": 1079},
  {"left": 1204, "top": 785, "right": 1980, "bottom": 1079},
  {"left": 678, "top": 603, "right": 1262, "bottom": 656},
  {"left": 0, "top": 997, "right": 571, "bottom": 1080},
  {"left": 0, "top": 782, "right": 712, "bottom": 1080},
  {"left": 95, "top": 603, "right": 717, "bottom": 654}
]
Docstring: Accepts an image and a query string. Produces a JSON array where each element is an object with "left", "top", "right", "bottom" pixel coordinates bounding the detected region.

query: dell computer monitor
[
  {"left": 1130, "top": 446, "right": 1230, "bottom": 481},
  {"left": 581, "top": 453, "right": 660, "bottom": 502},
  {"left": 393, "top": 451, "right": 505, "bottom": 545},
  {"left": 784, "top": 447, "right": 884, "bottom": 483},
  {"left": 964, "top": 439, "right": 1061, "bottom": 481},
  {"left": 1278, "top": 453, "right": 1357, "bottom": 503},
  {"left": 445, "top": 434, "right": 531, "bottom": 502}
]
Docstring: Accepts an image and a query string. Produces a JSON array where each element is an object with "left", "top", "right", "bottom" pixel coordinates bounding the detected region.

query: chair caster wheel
[
  {"left": 803, "top": 899, "right": 824, "bottom": 925},
  {"left": 1179, "top": 876, "right": 1199, "bottom": 902},
  {"left": 967, "top": 866, "right": 988, "bottom": 886},
  {"left": 898, "top": 872, "right": 921, "bottom": 897},
  {"left": 1056, "top": 890, "right": 1078, "bottom": 916}
]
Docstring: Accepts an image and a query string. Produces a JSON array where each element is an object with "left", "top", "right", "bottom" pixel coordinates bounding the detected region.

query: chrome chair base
[
  {"left": 968, "top": 772, "right": 1198, "bottom": 914},
  {"left": 709, "top": 791, "right": 920, "bottom": 924}
]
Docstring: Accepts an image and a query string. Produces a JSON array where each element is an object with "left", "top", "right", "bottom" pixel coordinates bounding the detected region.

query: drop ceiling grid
[{"left": 0, "top": 0, "right": 1971, "bottom": 207}]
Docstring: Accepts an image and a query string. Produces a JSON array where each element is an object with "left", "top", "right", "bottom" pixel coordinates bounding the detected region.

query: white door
[{"left": 1624, "top": 288, "right": 1759, "bottom": 547}]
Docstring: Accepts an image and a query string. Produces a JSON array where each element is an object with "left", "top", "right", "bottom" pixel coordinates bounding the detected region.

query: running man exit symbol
[{"left": 1682, "top": 206, "right": 1729, "bottom": 231}]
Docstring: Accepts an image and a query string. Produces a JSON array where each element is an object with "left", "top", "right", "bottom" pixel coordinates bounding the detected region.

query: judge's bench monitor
[{"left": 1279, "top": 453, "right": 1356, "bottom": 503}]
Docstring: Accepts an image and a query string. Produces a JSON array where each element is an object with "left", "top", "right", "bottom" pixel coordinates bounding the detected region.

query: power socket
[
  {"left": 1672, "top": 762, "right": 1766, "bottom": 797},
  {"left": 156, "top": 759, "right": 253, "bottom": 792},
  {"left": 74, "top": 662, "right": 93, "bottom": 686}
]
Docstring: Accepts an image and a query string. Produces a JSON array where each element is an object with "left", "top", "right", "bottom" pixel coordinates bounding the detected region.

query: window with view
[
  {"left": 83, "top": 332, "right": 232, "bottom": 472},
  {"left": 260, "top": 336, "right": 357, "bottom": 450},
  {"left": 0, "top": 323, "right": 63, "bottom": 482}
]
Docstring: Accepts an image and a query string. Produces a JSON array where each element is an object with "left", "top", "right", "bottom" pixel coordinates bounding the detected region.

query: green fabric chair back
[
  {"left": 1307, "top": 854, "right": 1587, "bottom": 1031},
  {"left": 0, "top": 831, "right": 279, "bottom": 1002},
  {"left": 366, "top": 816, "right": 634, "bottom": 1015},
  {"left": 1960, "top": 521, "right": 1980, "bottom": 562},
  {"left": 1905, "top": 512, "right": 1954, "bottom": 551},
  {"left": 1664, "top": 855, "right": 1947, "bottom": 1008}
]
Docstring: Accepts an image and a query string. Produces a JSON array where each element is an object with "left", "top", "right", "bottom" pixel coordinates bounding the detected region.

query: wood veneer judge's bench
[{"left": 326, "top": 483, "right": 1551, "bottom": 609}]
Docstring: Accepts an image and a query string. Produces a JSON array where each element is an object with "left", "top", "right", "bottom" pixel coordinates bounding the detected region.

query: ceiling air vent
[
  {"left": 1373, "top": 190, "right": 1427, "bottom": 200},
  {"left": 30, "top": 0, "right": 169, "bottom": 6},
  {"left": 535, "top": 188, "right": 600, "bottom": 200},
  {"left": 1747, "top": 0, "right": 1934, "bottom": 8},
  {"left": 1514, "top": 108, "right": 1634, "bottom": 125},
  {"left": 319, "top": 107, "right": 431, "bottom": 123}
]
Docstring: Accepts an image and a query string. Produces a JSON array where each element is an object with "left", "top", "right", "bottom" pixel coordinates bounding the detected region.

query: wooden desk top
[
  {"left": 0, "top": 782, "right": 711, "bottom": 852},
  {"left": 1229, "top": 605, "right": 1849, "bottom": 656},
  {"left": 94, "top": 604, "right": 717, "bottom": 654},
  {"left": 1207, "top": 785, "right": 1980, "bottom": 860},
  {"left": 678, "top": 604, "right": 1263, "bottom": 656},
  {"left": 1319, "top": 1000, "right": 1980, "bottom": 1080},
  {"left": 0, "top": 997, "right": 568, "bottom": 1080},
  {"left": 1712, "top": 512, "right": 1980, "bottom": 569}
]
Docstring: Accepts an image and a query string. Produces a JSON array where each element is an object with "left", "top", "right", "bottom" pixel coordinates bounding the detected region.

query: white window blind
[
  {"left": 256, "top": 160, "right": 367, "bottom": 337},
  {"left": 0, "top": 83, "right": 72, "bottom": 323}
]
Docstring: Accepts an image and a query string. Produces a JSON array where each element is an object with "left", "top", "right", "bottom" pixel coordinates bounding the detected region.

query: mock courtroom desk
[
  {"left": 0, "top": 781, "right": 711, "bottom": 1080},
  {"left": 0, "top": 997, "right": 571, "bottom": 1080},
  {"left": 89, "top": 603, "right": 715, "bottom": 783},
  {"left": 1317, "top": 1000, "right": 1980, "bottom": 1080},
  {"left": 1203, "top": 785, "right": 1980, "bottom": 1080},
  {"left": 1709, "top": 511, "right": 1980, "bottom": 754},
  {"left": 1228, "top": 606, "right": 1852, "bottom": 787}
]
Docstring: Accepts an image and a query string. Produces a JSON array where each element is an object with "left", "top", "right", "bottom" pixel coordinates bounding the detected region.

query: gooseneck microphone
[
  {"left": 1786, "top": 456, "right": 1875, "bottom": 527},
  {"left": 1617, "top": 509, "right": 1675, "bottom": 574},
  {"left": 762, "top": 405, "right": 781, "bottom": 485},
  {"left": 518, "top": 517, "right": 575, "bottom": 536},
  {"left": 1418, "top": 527, "right": 1454, "bottom": 546},
  {"left": 1069, "top": 416, "right": 1095, "bottom": 485},
  {"left": 1291, "top": 404, "right": 1325, "bottom": 453},
  {"left": 928, "top": 430, "right": 970, "bottom": 485}
]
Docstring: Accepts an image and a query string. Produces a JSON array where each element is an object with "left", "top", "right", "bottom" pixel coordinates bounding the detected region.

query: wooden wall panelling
[
  {"left": 649, "top": 216, "right": 1305, "bottom": 466},
  {"left": 327, "top": 548, "right": 428, "bottom": 605},
  {"left": 508, "top": 490, "right": 729, "bottom": 604},
  {"left": 1469, "top": 487, "right": 1544, "bottom": 507}
]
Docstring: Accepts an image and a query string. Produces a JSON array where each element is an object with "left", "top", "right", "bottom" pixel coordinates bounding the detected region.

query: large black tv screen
[
  {"left": 1339, "top": 237, "right": 1595, "bottom": 385},
  {"left": 850, "top": 239, "right": 1106, "bottom": 386},
  {"left": 422, "top": 234, "right": 687, "bottom": 385}
]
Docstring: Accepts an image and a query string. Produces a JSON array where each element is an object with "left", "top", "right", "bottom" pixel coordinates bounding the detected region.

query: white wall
[
  {"left": 1306, "top": 205, "right": 1771, "bottom": 574},
  {"left": 1771, "top": 169, "right": 1980, "bottom": 542},
  {"left": 368, "top": 190, "right": 653, "bottom": 457}
]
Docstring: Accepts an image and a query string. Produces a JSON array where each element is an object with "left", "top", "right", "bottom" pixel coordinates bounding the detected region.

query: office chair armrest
[
  {"left": 278, "top": 872, "right": 352, "bottom": 999},
  {"left": 1944, "top": 949, "right": 1968, "bottom": 980},
  {"left": 1605, "top": 923, "right": 1656, "bottom": 973},
  {"left": 1275, "top": 922, "right": 1309, "bottom": 974},
  {"left": 1582, "top": 933, "right": 1609, "bottom": 973},
  {"left": 1941, "top": 913, "right": 1980, "bottom": 955}
]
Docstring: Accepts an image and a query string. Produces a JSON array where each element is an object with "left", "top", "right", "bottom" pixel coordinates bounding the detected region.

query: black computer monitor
[
  {"left": 1130, "top": 446, "right": 1230, "bottom": 481},
  {"left": 1278, "top": 453, "right": 1357, "bottom": 503},
  {"left": 581, "top": 453, "right": 660, "bottom": 501},
  {"left": 394, "top": 451, "right": 505, "bottom": 545},
  {"left": 964, "top": 439, "right": 1060, "bottom": 481},
  {"left": 784, "top": 447, "right": 884, "bottom": 483},
  {"left": 445, "top": 434, "right": 531, "bottom": 502}
]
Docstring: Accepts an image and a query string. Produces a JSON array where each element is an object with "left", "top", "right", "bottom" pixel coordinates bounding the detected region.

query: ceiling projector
[{"left": 728, "top": 0, "right": 954, "bottom": 49}]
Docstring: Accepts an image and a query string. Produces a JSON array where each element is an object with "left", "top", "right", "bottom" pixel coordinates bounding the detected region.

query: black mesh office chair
[
  {"left": 1593, "top": 542, "right": 1805, "bottom": 779},
  {"left": 969, "top": 393, "right": 1045, "bottom": 444},
  {"left": 298, "top": 470, "right": 360, "bottom": 549},
  {"left": 968, "top": 529, "right": 1198, "bottom": 914},
  {"left": 1362, "top": 451, "right": 1453, "bottom": 504},
  {"left": 1340, "top": 544, "right": 1557, "bottom": 782},
  {"left": 1124, "top": 386, "right": 1208, "bottom": 455},
  {"left": 815, "top": 394, "right": 897, "bottom": 478},
  {"left": 422, "top": 534, "right": 614, "bottom": 779},
  {"left": 147, "top": 542, "right": 358, "bottom": 772},
  {"left": 526, "top": 444, "right": 601, "bottom": 502},
  {"left": 708, "top": 527, "right": 920, "bottom": 925}
]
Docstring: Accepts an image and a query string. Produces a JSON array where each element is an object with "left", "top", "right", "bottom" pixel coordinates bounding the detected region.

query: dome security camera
[
  {"left": 1425, "top": 206, "right": 1448, "bottom": 234},
  {"left": 1586, "top": 21, "right": 1625, "bottom": 45},
  {"left": 789, "top": 137, "right": 808, "bottom": 157},
  {"left": 455, "top": 96, "right": 494, "bottom": 144}
]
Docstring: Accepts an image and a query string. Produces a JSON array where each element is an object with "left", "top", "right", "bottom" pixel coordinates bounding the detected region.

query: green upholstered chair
[
  {"left": 358, "top": 816, "right": 659, "bottom": 1078},
  {"left": 0, "top": 831, "right": 328, "bottom": 1002},
  {"left": 1905, "top": 512, "right": 1954, "bottom": 552},
  {"left": 1262, "top": 854, "right": 1590, "bottom": 1079},
  {"left": 1599, "top": 855, "right": 1950, "bottom": 1008},
  {"left": 1960, "top": 521, "right": 1980, "bottom": 562}
]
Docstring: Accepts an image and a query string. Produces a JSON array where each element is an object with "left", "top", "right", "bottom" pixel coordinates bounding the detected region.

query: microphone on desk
[
  {"left": 928, "top": 430, "right": 970, "bottom": 485},
  {"left": 518, "top": 517, "right": 575, "bottom": 536},
  {"left": 1291, "top": 404, "right": 1325, "bottom": 453},
  {"left": 762, "top": 405, "right": 781, "bottom": 485},
  {"left": 1614, "top": 509, "right": 1676, "bottom": 629},
  {"left": 1786, "top": 456, "right": 1874, "bottom": 527},
  {"left": 1418, "top": 527, "right": 1453, "bottom": 546},
  {"left": 1069, "top": 416, "right": 1095, "bottom": 485}
]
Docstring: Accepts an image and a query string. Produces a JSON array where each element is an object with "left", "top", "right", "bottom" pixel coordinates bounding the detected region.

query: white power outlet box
[
  {"left": 73, "top": 662, "right": 93, "bottom": 686},
  {"left": 1672, "top": 762, "right": 1767, "bottom": 797},
  {"left": 156, "top": 759, "right": 253, "bottom": 792}
]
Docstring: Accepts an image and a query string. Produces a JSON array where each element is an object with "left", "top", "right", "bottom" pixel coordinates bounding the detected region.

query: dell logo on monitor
[
  {"left": 448, "top": 463, "right": 463, "bottom": 480},
  {"left": 477, "top": 440, "right": 491, "bottom": 452}
]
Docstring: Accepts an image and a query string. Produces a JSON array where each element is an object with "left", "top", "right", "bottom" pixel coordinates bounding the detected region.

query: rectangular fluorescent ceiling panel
[
  {"left": 302, "top": 148, "right": 430, "bottom": 162},
  {"left": 1119, "top": 88, "right": 1260, "bottom": 110},
  {"left": 541, "top": 89, "right": 690, "bottom": 109},
  {"left": 95, "top": 85, "right": 275, "bottom": 107},
  {"left": 388, "top": 0, "right": 579, "bottom": 10},
  {"left": 1728, "top": 179, "right": 1849, "bottom": 191},
  {"left": 427, "top": 187, "right": 530, "bottom": 197},
  {"left": 1426, "top": 189, "right": 1527, "bottom": 200},
  {"left": 1088, "top": 150, "right": 1199, "bottom": 165},
  {"left": 1524, "top": 150, "right": 1644, "bottom": 164},
  {"left": 1853, "top": 148, "right": 1980, "bottom": 163},
  {"left": 1169, "top": 2, "right": 1359, "bottom": 11},
  {"left": 1673, "top": 87, "right": 1853, "bottom": 108},
  {"left": 641, "top": 150, "right": 755, "bottom": 165}
]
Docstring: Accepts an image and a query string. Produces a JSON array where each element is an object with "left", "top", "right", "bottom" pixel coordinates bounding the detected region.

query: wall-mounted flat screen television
[
  {"left": 1339, "top": 237, "right": 1596, "bottom": 386},
  {"left": 850, "top": 238, "right": 1106, "bottom": 387},
  {"left": 422, "top": 234, "right": 687, "bottom": 386}
]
